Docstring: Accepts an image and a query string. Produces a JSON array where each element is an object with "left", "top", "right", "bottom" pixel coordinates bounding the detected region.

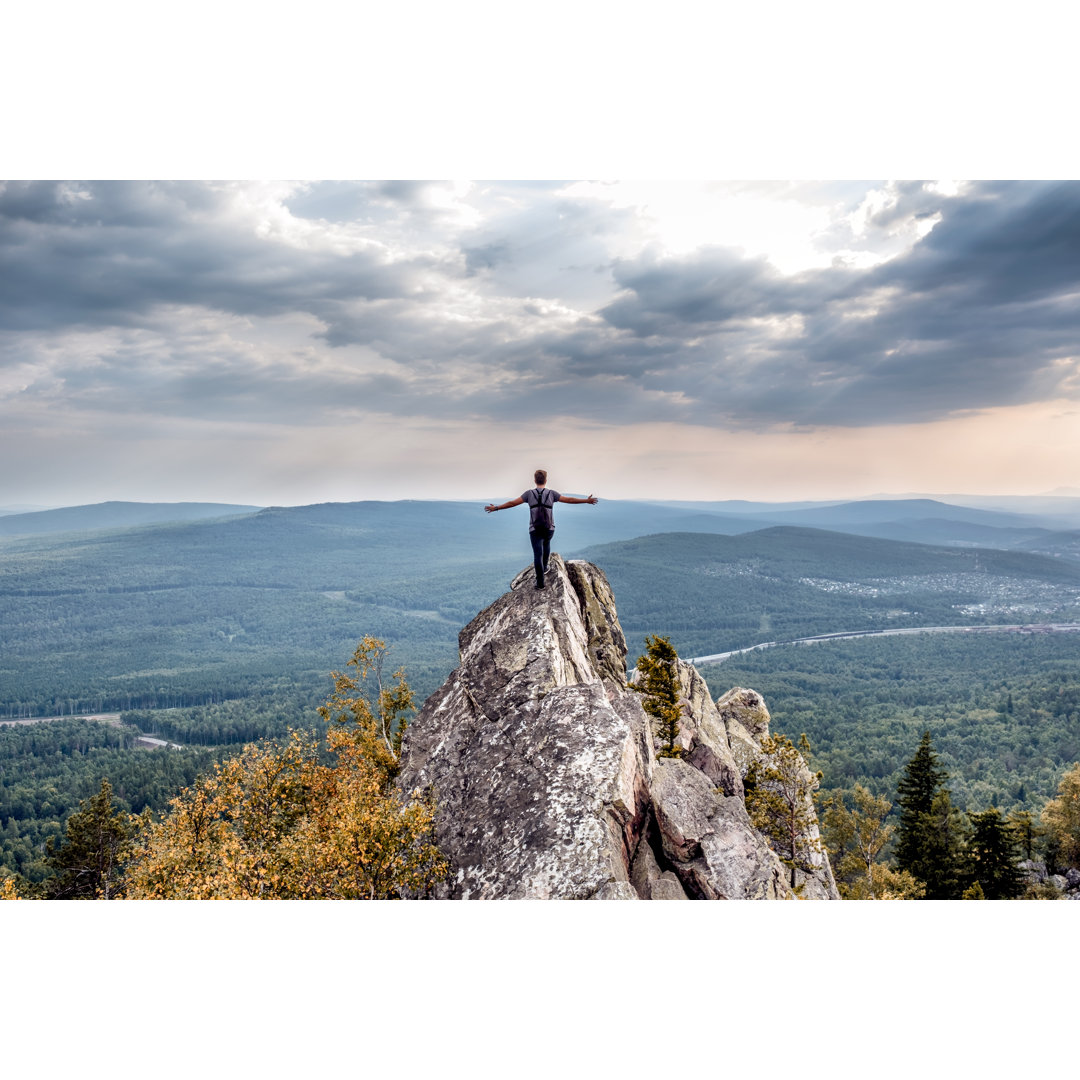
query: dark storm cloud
[
  {"left": 4, "top": 180, "right": 1080, "bottom": 433},
  {"left": 875, "top": 181, "right": 1080, "bottom": 305},
  {"left": 600, "top": 248, "right": 845, "bottom": 335},
  {"left": 590, "top": 181, "right": 1080, "bottom": 426},
  {"left": 0, "top": 181, "right": 419, "bottom": 333}
]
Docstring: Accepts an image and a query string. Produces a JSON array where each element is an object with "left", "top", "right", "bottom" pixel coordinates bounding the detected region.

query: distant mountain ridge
[
  {"left": 7, "top": 494, "right": 1080, "bottom": 556},
  {"left": 5, "top": 499, "right": 1080, "bottom": 720},
  {"left": 624, "top": 497, "right": 1080, "bottom": 555},
  {"left": 0, "top": 501, "right": 262, "bottom": 537}
]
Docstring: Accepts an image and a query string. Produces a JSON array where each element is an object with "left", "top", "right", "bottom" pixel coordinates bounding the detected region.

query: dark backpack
[{"left": 528, "top": 488, "right": 555, "bottom": 535}]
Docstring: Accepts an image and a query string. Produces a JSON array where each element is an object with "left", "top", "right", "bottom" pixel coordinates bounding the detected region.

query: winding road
[{"left": 689, "top": 622, "right": 1080, "bottom": 666}]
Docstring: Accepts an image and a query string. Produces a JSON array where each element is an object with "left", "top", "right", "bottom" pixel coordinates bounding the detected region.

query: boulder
[
  {"left": 1019, "top": 859, "right": 1048, "bottom": 883},
  {"left": 716, "top": 687, "right": 771, "bottom": 776},
  {"left": 629, "top": 838, "right": 689, "bottom": 900},
  {"left": 652, "top": 873, "right": 691, "bottom": 901}
]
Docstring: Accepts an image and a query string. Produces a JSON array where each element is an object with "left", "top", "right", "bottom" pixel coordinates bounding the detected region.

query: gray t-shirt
[{"left": 522, "top": 487, "right": 560, "bottom": 533}]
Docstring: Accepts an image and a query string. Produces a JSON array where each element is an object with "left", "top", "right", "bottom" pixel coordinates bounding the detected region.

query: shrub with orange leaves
[{"left": 126, "top": 639, "right": 447, "bottom": 899}]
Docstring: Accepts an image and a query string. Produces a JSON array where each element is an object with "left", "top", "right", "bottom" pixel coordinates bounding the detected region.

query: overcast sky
[{"left": 3, "top": 178, "right": 1080, "bottom": 506}]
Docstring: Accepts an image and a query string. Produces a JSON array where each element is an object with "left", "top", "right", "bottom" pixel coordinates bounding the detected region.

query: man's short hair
[{"left": 534, "top": 469, "right": 547, "bottom": 485}]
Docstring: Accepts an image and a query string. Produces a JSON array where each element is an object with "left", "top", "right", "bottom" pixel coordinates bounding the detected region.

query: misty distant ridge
[
  {"left": 0, "top": 501, "right": 262, "bottom": 537},
  {"left": 0, "top": 504, "right": 60, "bottom": 516},
  {"left": 4, "top": 495, "right": 1080, "bottom": 559}
]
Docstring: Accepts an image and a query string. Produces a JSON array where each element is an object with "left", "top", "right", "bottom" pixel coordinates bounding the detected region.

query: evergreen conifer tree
[
  {"left": 745, "top": 733, "right": 823, "bottom": 889},
  {"left": 1005, "top": 808, "right": 1041, "bottom": 863},
  {"left": 967, "top": 807, "right": 1024, "bottom": 899},
  {"left": 631, "top": 635, "right": 682, "bottom": 758},
  {"left": 44, "top": 777, "right": 133, "bottom": 899},
  {"left": 895, "top": 731, "right": 967, "bottom": 899}
]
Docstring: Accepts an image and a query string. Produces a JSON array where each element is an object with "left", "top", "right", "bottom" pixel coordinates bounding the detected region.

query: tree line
[{"left": 819, "top": 731, "right": 1080, "bottom": 899}]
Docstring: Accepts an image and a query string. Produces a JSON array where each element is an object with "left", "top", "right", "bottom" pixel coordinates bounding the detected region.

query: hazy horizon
[{"left": 6, "top": 487, "right": 1080, "bottom": 518}]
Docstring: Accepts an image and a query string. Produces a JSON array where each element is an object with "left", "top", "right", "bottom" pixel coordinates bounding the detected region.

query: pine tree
[
  {"left": 630, "top": 635, "right": 682, "bottom": 758},
  {"left": 745, "top": 733, "right": 823, "bottom": 889},
  {"left": 896, "top": 733, "right": 947, "bottom": 827},
  {"left": 44, "top": 777, "right": 134, "bottom": 899},
  {"left": 967, "top": 807, "right": 1024, "bottom": 899},
  {"left": 1006, "top": 808, "right": 1041, "bottom": 863},
  {"left": 895, "top": 731, "right": 966, "bottom": 899}
]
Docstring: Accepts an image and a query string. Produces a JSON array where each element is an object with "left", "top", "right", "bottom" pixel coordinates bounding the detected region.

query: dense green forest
[
  {"left": 0, "top": 719, "right": 220, "bottom": 883},
  {"left": 0, "top": 505, "right": 527, "bottom": 716},
  {"left": 698, "top": 631, "right": 1080, "bottom": 814},
  {"left": 6, "top": 508, "right": 1080, "bottom": 719},
  {"left": 589, "top": 529, "right": 1080, "bottom": 663},
  {"left": 4, "top": 501, "right": 1080, "bottom": 887}
]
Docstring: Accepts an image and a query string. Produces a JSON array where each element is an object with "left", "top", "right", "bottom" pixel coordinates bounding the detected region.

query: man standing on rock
[{"left": 485, "top": 469, "right": 599, "bottom": 589}]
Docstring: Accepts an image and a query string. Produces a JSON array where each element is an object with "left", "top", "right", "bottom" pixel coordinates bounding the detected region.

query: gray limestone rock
[
  {"left": 397, "top": 556, "right": 838, "bottom": 900},
  {"left": 652, "top": 873, "right": 690, "bottom": 900},
  {"left": 650, "top": 759, "right": 720, "bottom": 864},
  {"left": 630, "top": 834, "right": 664, "bottom": 898},
  {"left": 1019, "top": 859, "right": 1048, "bottom": 883},
  {"left": 629, "top": 839, "right": 690, "bottom": 900},
  {"left": 712, "top": 684, "right": 839, "bottom": 900},
  {"left": 629, "top": 651, "right": 744, "bottom": 796},
  {"left": 676, "top": 662, "right": 744, "bottom": 797},
  {"left": 592, "top": 881, "right": 640, "bottom": 900},
  {"left": 398, "top": 556, "right": 651, "bottom": 899},
  {"left": 650, "top": 758, "right": 790, "bottom": 899},
  {"left": 716, "top": 687, "right": 771, "bottom": 776}
]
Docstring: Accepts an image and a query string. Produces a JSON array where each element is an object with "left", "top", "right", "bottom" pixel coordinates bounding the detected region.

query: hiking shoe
[{"left": 534, "top": 581, "right": 544, "bottom": 589}]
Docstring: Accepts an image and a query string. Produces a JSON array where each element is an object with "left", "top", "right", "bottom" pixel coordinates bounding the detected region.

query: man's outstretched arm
[
  {"left": 558, "top": 494, "right": 599, "bottom": 505},
  {"left": 485, "top": 497, "right": 525, "bottom": 513}
]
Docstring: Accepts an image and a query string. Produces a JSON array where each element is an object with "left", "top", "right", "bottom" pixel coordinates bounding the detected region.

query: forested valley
[{"left": 3, "top": 498, "right": 1080, "bottom": 895}]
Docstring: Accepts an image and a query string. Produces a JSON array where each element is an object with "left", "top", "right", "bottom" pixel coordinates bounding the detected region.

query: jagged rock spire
[{"left": 397, "top": 556, "right": 838, "bottom": 899}]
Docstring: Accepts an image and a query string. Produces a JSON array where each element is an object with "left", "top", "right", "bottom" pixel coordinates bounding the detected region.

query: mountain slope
[
  {"left": 579, "top": 527, "right": 1080, "bottom": 659},
  {"left": 0, "top": 501, "right": 262, "bottom": 537},
  {"left": 5, "top": 504, "right": 1080, "bottom": 720}
]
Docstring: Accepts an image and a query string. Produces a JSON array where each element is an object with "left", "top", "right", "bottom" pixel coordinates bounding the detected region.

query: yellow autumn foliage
[
  {"left": 126, "top": 638, "right": 447, "bottom": 899},
  {"left": 1042, "top": 761, "right": 1080, "bottom": 869}
]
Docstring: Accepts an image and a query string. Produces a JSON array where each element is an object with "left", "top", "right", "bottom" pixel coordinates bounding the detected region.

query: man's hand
[
  {"left": 586, "top": 495, "right": 598, "bottom": 505},
  {"left": 484, "top": 504, "right": 498, "bottom": 513}
]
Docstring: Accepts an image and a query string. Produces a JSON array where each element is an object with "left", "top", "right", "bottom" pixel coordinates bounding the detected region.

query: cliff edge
[{"left": 397, "top": 556, "right": 838, "bottom": 899}]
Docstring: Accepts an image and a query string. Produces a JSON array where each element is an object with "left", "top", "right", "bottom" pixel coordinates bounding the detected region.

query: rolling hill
[
  {"left": 4, "top": 501, "right": 1080, "bottom": 718},
  {"left": 0, "top": 501, "right": 262, "bottom": 537}
]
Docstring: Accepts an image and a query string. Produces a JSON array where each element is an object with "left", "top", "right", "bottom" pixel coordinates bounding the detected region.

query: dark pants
[{"left": 530, "top": 529, "right": 552, "bottom": 586}]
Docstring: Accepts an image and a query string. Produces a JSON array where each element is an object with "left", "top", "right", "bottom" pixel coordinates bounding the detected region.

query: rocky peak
[{"left": 397, "top": 556, "right": 838, "bottom": 900}]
